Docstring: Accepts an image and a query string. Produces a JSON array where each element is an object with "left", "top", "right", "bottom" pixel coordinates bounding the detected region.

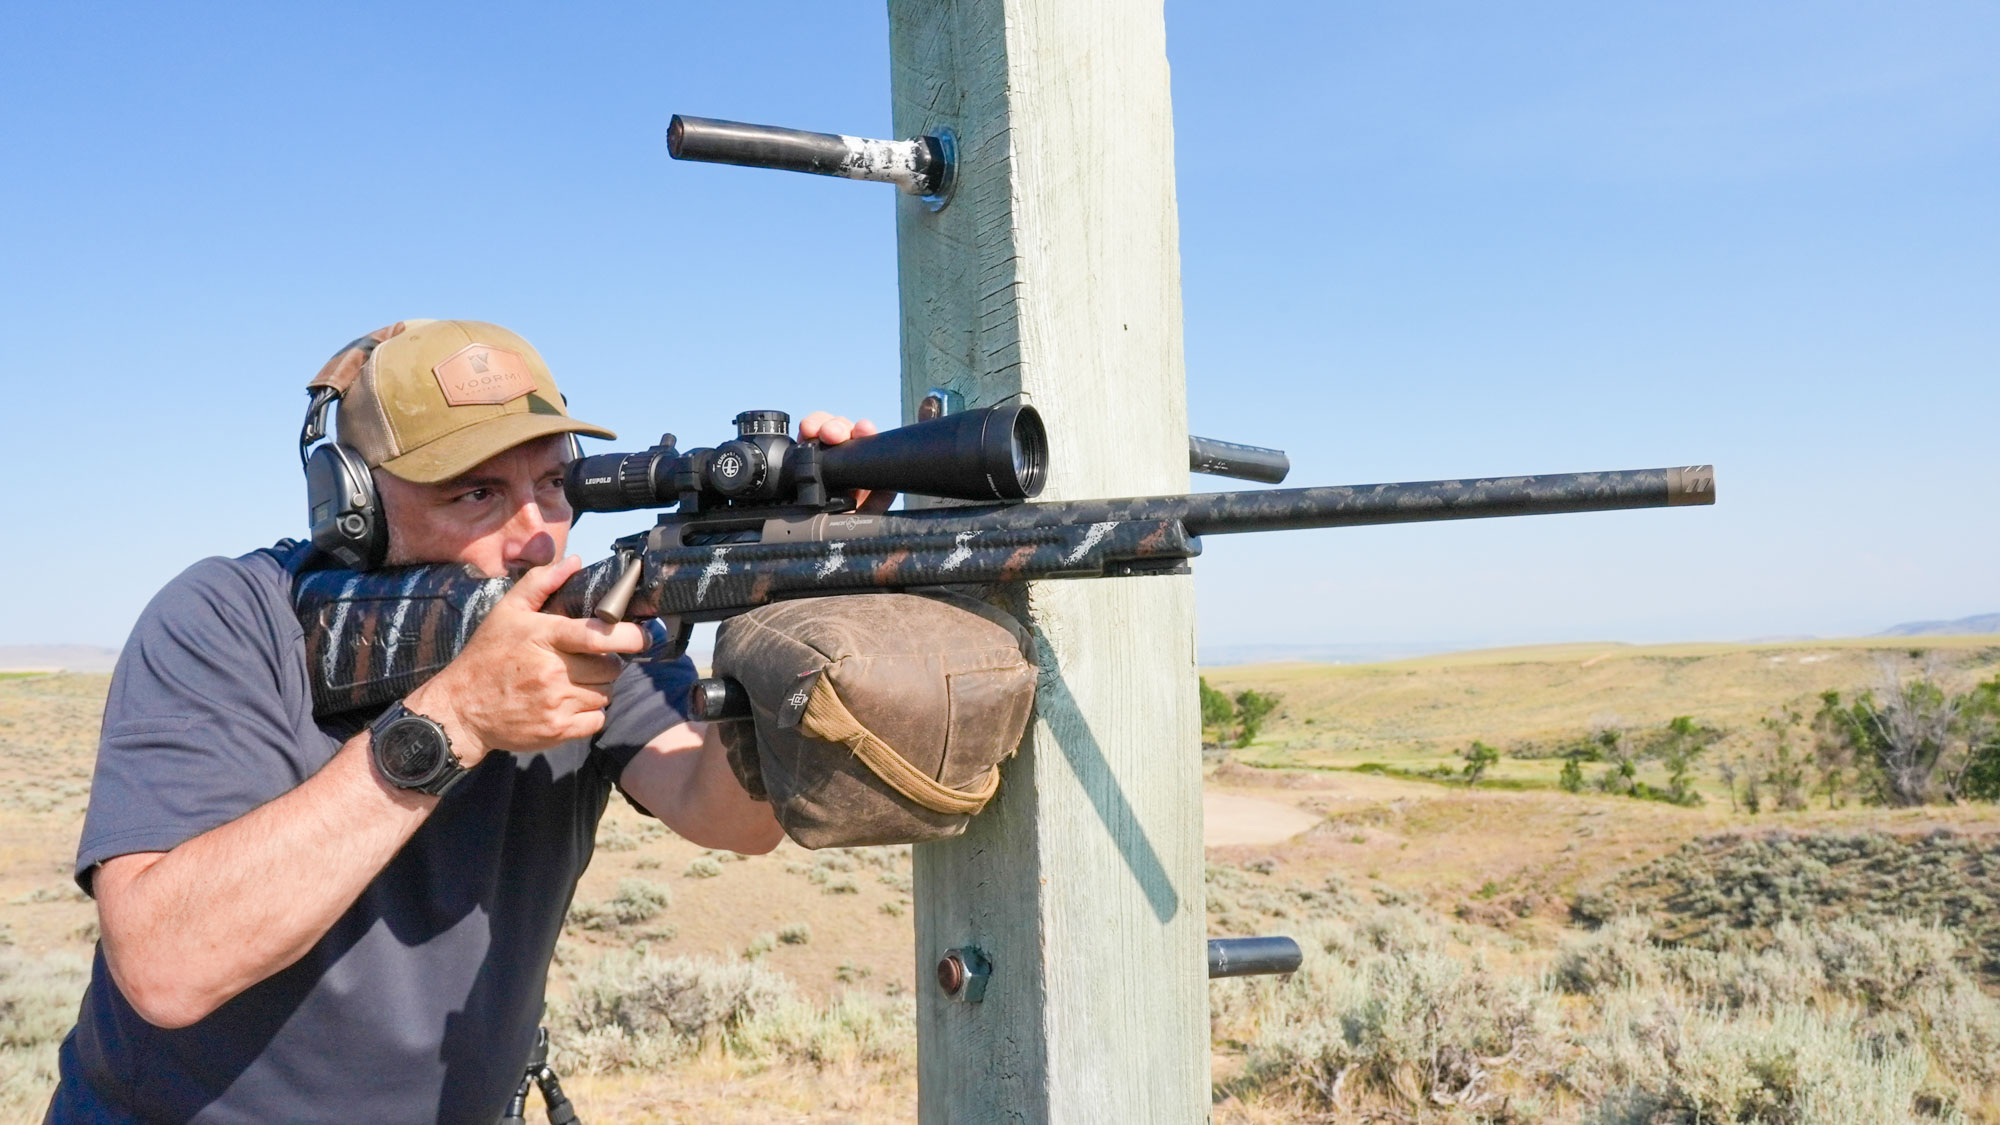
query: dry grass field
[
  {"left": 3, "top": 637, "right": 1998, "bottom": 1123},
  {"left": 1205, "top": 634, "right": 2000, "bottom": 797}
]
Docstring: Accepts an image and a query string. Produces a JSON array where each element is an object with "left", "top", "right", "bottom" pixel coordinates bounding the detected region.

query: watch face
[{"left": 377, "top": 717, "right": 444, "bottom": 784}]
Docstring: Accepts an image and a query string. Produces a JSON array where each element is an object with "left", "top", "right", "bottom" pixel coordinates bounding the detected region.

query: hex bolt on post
[
  {"left": 937, "top": 947, "right": 992, "bottom": 1002},
  {"left": 667, "top": 113, "right": 957, "bottom": 210}
]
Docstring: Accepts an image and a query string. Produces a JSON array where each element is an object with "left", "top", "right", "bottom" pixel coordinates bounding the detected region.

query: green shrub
[
  {"left": 1559, "top": 758, "right": 1585, "bottom": 793},
  {"left": 1460, "top": 740, "right": 1499, "bottom": 786},
  {"left": 1962, "top": 677, "right": 2000, "bottom": 800},
  {"left": 1200, "top": 676, "right": 1235, "bottom": 748},
  {"left": 1815, "top": 673, "right": 2000, "bottom": 806},
  {"left": 1233, "top": 689, "right": 1282, "bottom": 748},
  {"left": 684, "top": 857, "right": 723, "bottom": 879}
]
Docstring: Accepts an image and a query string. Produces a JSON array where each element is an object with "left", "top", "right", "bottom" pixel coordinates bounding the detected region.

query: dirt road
[{"left": 1204, "top": 791, "right": 1323, "bottom": 846}]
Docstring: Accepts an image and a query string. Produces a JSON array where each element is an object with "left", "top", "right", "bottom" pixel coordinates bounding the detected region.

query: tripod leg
[
  {"left": 496, "top": 1069, "right": 534, "bottom": 1125},
  {"left": 535, "top": 1066, "right": 580, "bottom": 1125}
]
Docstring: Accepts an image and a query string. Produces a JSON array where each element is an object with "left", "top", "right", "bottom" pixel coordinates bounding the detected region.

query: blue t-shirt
[{"left": 48, "top": 544, "right": 694, "bottom": 1125}]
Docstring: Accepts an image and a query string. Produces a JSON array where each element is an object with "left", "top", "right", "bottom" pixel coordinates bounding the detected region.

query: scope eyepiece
[{"left": 565, "top": 449, "right": 670, "bottom": 513}]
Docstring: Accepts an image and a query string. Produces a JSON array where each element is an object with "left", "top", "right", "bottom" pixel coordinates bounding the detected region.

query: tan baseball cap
[{"left": 307, "top": 319, "right": 616, "bottom": 484}]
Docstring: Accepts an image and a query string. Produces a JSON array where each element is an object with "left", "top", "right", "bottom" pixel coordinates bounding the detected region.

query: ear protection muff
[{"left": 300, "top": 337, "right": 390, "bottom": 571}]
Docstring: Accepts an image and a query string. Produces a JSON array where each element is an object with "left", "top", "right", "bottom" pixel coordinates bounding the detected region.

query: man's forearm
[
  {"left": 94, "top": 733, "right": 436, "bottom": 1029},
  {"left": 620, "top": 722, "right": 783, "bottom": 854}
]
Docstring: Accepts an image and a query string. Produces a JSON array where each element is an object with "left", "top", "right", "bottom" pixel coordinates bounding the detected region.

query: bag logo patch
[
  {"left": 432, "top": 343, "right": 535, "bottom": 406},
  {"left": 777, "top": 669, "right": 820, "bottom": 730}
]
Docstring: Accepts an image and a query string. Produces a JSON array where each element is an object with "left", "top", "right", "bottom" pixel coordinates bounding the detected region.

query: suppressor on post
[
  {"left": 667, "top": 114, "right": 955, "bottom": 205},
  {"left": 1208, "top": 936, "right": 1302, "bottom": 978},
  {"left": 1189, "top": 435, "right": 1290, "bottom": 484}
]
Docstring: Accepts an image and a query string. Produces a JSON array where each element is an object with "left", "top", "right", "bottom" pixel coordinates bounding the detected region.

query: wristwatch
[{"left": 368, "top": 701, "right": 470, "bottom": 797}]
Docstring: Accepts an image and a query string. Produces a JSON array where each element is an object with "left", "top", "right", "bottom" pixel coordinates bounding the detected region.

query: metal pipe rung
[
  {"left": 668, "top": 114, "right": 955, "bottom": 206},
  {"left": 1208, "top": 935, "right": 1302, "bottom": 978}
]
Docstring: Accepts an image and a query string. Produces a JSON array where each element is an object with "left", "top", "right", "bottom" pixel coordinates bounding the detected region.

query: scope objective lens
[{"left": 1008, "top": 406, "right": 1047, "bottom": 497}]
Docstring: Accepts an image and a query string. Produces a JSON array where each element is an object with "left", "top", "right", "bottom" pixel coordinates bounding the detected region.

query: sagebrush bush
[
  {"left": 1553, "top": 915, "right": 1661, "bottom": 995},
  {"left": 0, "top": 948, "right": 89, "bottom": 1117},
  {"left": 1213, "top": 878, "right": 1997, "bottom": 1121},
  {"left": 737, "top": 989, "right": 914, "bottom": 1067},
  {"left": 1221, "top": 911, "right": 1561, "bottom": 1118},
  {"left": 551, "top": 951, "right": 911, "bottom": 1074},
  {"left": 566, "top": 877, "right": 670, "bottom": 931},
  {"left": 554, "top": 952, "right": 794, "bottom": 1070},
  {"left": 1578, "top": 994, "right": 1944, "bottom": 1125},
  {"left": 1576, "top": 829, "right": 2000, "bottom": 986}
]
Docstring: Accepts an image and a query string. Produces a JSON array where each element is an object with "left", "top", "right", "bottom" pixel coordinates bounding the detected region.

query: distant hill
[
  {"left": 1876, "top": 613, "right": 2000, "bottom": 637},
  {"left": 1203, "top": 634, "right": 2000, "bottom": 768},
  {"left": 0, "top": 645, "right": 119, "bottom": 673}
]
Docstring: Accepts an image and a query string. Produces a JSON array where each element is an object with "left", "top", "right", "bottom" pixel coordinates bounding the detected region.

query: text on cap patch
[{"left": 432, "top": 343, "right": 536, "bottom": 406}]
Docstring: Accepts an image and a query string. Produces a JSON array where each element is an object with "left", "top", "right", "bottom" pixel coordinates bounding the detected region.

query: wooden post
[{"left": 889, "top": 2, "right": 1206, "bottom": 1120}]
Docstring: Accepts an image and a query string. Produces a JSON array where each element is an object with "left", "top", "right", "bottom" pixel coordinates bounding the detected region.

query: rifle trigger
[{"left": 595, "top": 550, "right": 644, "bottom": 623}]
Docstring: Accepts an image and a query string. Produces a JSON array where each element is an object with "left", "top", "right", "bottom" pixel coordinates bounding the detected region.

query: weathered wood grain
[{"left": 888, "top": 1, "right": 1207, "bottom": 1120}]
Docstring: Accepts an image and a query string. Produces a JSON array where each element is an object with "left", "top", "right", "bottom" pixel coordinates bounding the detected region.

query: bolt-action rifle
[{"left": 294, "top": 400, "right": 1715, "bottom": 719}]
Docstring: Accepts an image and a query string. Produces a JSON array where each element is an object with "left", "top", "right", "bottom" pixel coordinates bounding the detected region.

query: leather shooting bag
[{"left": 711, "top": 591, "right": 1038, "bottom": 849}]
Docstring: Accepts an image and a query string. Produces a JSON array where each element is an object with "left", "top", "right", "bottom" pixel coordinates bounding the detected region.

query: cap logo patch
[{"left": 433, "top": 343, "right": 536, "bottom": 406}]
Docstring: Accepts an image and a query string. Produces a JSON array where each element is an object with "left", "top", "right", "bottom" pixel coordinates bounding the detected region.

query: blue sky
[{"left": 1, "top": 2, "right": 1994, "bottom": 652}]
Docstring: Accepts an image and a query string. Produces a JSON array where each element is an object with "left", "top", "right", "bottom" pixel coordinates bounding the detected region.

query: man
[{"left": 47, "top": 320, "right": 875, "bottom": 1123}]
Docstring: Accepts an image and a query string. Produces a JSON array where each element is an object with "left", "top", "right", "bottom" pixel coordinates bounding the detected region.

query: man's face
[{"left": 375, "top": 434, "right": 573, "bottom": 578}]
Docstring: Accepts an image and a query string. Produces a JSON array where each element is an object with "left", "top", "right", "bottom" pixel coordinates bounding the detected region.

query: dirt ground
[{"left": 1202, "top": 790, "right": 1323, "bottom": 846}]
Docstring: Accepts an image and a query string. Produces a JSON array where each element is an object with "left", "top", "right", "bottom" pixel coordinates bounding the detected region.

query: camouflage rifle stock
[{"left": 295, "top": 463, "right": 1716, "bottom": 718}]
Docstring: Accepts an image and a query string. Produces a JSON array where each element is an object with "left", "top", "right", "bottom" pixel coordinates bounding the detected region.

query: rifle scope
[{"left": 564, "top": 401, "right": 1048, "bottom": 513}]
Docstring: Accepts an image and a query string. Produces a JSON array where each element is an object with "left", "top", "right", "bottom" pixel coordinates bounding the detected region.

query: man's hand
[
  {"left": 407, "top": 555, "right": 646, "bottom": 762},
  {"left": 798, "top": 411, "right": 897, "bottom": 514}
]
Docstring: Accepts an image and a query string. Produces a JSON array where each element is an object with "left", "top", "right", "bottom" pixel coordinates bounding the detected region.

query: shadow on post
[{"left": 1033, "top": 638, "right": 1181, "bottom": 923}]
